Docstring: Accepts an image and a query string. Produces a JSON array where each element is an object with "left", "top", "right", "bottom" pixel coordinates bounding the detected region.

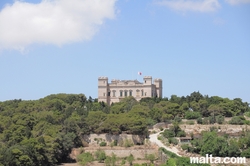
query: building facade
[{"left": 98, "top": 76, "right": 162, "bottom": 105}]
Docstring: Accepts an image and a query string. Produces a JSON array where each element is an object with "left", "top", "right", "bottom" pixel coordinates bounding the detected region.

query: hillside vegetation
[{"left": 0, "top": 92, "right": 249, "bottom": 165}]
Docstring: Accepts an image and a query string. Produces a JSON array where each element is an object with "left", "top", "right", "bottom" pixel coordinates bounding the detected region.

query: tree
[{"left": 200, "top": 132, "right": 228, "bottom": 157}]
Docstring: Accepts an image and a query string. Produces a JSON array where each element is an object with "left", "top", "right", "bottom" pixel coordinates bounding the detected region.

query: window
[
  {"left": 108, "top": 92, "right": 110, "bottom": 96},
  {"left": 120, "top": 91, "right": 123, "bottom": 97},
  {"left": 141, "top": 90, "right": 143, "bottom": 96},
  {"left": 136, "top": 90, "right": 139, "bottom": 97},
  {"left": 112, "top": 91, "right": 116, "bottom": 97},
  {"left": 125, "top": 91, "right": 128, "bottom": 97},
  {"left": 145, "top": 92, "right": 147, "bottom": 96},
  {"left": 103, "top": 93, "right": 106, "bottom": 96},
  {"left": 129, "top": 90, "right": 132, "bottom": 96}
]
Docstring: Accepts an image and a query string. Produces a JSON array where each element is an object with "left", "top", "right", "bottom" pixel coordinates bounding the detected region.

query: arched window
[
  {"left": 129, "top": 90, "right": 133, "bottom": 96},
  {"left": 141, "top": 90, "right": 144, "bottom": 96},
  {"left": 124, "top": 90, "right": 128, "bottom": 97},
  {"left": 120, "top": 90, "right": 123, "bottom": 97},
  {"left": 112, "top": 90, "right": 116, "bottom": 97},
  {"left": 136, "top": 89, "right": 140, "bottom": 97}
]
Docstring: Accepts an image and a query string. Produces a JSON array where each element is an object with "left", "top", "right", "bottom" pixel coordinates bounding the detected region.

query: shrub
[
  {"left": 216, "top": 115, "right": 224, "bottom": 124},
  {"left": 162, "top": 129, "right": 175, "bottom": 138},
  {"left": 186, "top": 120, "right": 194, "bottom": 125},
  {"left": 197, "top": 117, "right": 203, "bottom": 124},
  {"left": 124, "top": 139, "right": 134, "bottom": 147},
  {"left": 145, "top": 154, "right": 156, "bottom": 164},
  {"left": 77, "top": 152, "right": 94, "bottom": 166},
  {"left": 168, "top": 138, "right": 178, "bottom": 145},
  {"left": 245, "top": 111, "right": 250, "bottom": 118},
  {"left": 126, "top": 154, "right": 134, "bottom": 166},
  {"left": 229, "top": 116, "right": 245, "bottom": 125},
  {"left": 174, "top": 116, "right": 182, "bottom": 123},
  {"left": 181, "top": 144, "right": 189, "bottom": 151},
  {"left": 209, "top": 116, "right": 216, "bottom": 124},
  {"left": 99, "top": 142, "right": 107, "bottom": 146},
  {"left": 210, "top": 126, "right": 217, "bottom": 132},
  {"left": 202, "top": 117, "right": 209, "bottom": 124},
  {"left": 185, "top": 111, "right": 201, "bottom": 119},
  {"left": 176, "top": 130, "right": 186, "bottom": 137},
  {"left": 244, "top": 120, "right": 250, "bottom": 125},
  {"left": 95, "top": 149, "right": 106, "bottom": 163}
]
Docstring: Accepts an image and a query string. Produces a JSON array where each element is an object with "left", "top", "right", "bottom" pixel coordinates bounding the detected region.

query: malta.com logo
[{"left": 190, "top": 154, "right": 246, "bottom": 164}]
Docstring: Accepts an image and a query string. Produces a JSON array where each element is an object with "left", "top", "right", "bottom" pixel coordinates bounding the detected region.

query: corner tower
[
  {"left": 154, "top": 78, "right": 162, "bottom": 98},
  {"left": 98, "top": 77, "right": 108, "bottom": 103}
]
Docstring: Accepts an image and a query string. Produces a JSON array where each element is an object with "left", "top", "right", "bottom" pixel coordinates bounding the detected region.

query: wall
[
  {"left": 82, "top": 133, "right": 146, "bottom": 146},
  {"left": 71, "top": 146, "right": 158, "bottom": 159}
]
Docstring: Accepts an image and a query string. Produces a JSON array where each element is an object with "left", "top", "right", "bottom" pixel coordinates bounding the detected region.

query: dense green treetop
[{"left": 0, "top": 92, "right": 249, "bottom": 165}]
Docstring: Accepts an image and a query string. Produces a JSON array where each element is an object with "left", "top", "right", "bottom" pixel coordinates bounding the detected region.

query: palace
[{"left": 98, "top": 76, "right": 162, "bottom": 105}]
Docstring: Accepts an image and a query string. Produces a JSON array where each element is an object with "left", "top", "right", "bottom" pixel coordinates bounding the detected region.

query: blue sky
[{"left": 0, "top": 0, "right": 249, "bottom": 103}]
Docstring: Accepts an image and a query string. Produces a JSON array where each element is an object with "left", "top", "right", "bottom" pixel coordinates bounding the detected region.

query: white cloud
[
  {"left": 0, "top": 0, "right": 117, "bottom": 51},
  {"left": 225, "top": 0, "right": 250, "bottom": 5},
  {"left": 157, "top": 0, "right": 220, "bottom": 12}
]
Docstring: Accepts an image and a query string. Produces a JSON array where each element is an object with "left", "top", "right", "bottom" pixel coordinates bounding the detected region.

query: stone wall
[
  {"left": 71, "top": 146, "right": 158, "bottom": 159},
  {"left": 82, "top": 133, "right": 146, "bottom": 146}
]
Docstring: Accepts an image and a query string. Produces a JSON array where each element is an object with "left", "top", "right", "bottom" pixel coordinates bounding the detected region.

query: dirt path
[{"left": 149, "top": 132, "right": 181, "bottom": 157}]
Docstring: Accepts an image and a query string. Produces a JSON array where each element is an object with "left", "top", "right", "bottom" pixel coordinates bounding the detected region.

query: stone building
[{"left": 98, "top": 76, "right": 162, "bottom": 105}]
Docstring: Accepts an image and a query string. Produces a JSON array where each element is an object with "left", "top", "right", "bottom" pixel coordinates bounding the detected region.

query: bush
[
  {"left": 126, "top": 154, "right": 134, "bottom": 166},
  {"left": 216, "top": 115, "right": 224, "bottom": 124},
  {"left": 174, "top": 116, "right": 182, "bottom": 123},
  {"left": 159, "top": 147, "right": 179, "bottom": 158},
  {"left": 185, "top": 111, "right": 201, "bottom": 119},
  {"left": 244, "top": 120, "right": 250, "bottom": 125},
  {"left": 241, "top": 148, "right": 250, "bottom": 158},
  {"left": 99, "top": 142, "right": 107, "bottom": 146},
  {"left": 181, "top": 144, "right": 189, "bottom": 151},
  {"left": 202, "top": 117, "right": 209, "bottom": 124},
  {"left": 145, "top": 154, "right": 156, "bottom": 164},
  {"left": 176, "top": 130, "right": 186, "bottom": 137},
  {"left": 124, "top": 139, "right": 134, "bottom": 147},
  {"left": 162, "top": 129, "right": 175, "bottom": 138},
  {"left": 245, "top": 111, "right": 250, "bottom": 118},
  {"left": 197, "top": 117, "right": 203, "bottom": 124},
  {"left": 210, "top": 126, "right": 217, "bottom": 132},
  {"left": 168, "top": 137, "right": 178, "bottom": 145},
  {"left": 209, "top": 116, "right": 215, "bottom": 124},
  {"left": 95, "top": 149, "right": 106, "bottom": 163},
  {"left": 77, "top": 152, "right": 94, "bottom": 166},
  {"left": 229, "top": 116, "right": 245, "bottom": 125}
]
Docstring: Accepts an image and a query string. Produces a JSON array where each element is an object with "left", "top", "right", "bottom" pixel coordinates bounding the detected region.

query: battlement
[
  {"left": 98, "top": 76, "right": 108, "bottom": 79},
  {"left": 154, "top": 78, "right": 162, "bottom": 81}
]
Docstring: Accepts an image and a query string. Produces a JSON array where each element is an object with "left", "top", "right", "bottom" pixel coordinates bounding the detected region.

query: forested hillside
[{"left": 0, "top": 92, "right": 249, "bottom": 165}]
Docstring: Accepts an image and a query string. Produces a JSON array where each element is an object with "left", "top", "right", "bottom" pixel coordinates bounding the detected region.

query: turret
[
  {"left": 154, "top": 78, "right": 162, "bottom": 97},
  {"left": 98, "top": 77, "right": 108, "bottom": 103},
  {"left": 143, "top": 76, "right": 152, "bottom": 85}
]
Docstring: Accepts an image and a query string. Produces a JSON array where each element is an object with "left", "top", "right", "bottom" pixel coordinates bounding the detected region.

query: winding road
[{"left": 149, "top": 132, "right": 181, "bottom": 157}]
